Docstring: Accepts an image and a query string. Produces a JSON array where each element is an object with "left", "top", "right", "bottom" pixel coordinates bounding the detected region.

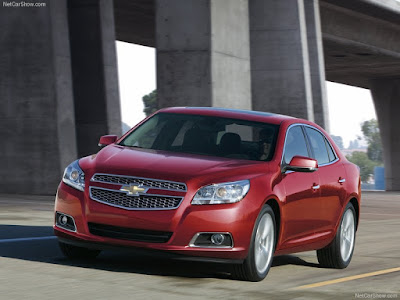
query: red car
[{"left": 54, "top": 107, "right": 360, "bottom": 281}]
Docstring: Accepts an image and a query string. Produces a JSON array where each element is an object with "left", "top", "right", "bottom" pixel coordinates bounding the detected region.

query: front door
[{"left": 280, "top": 125, "right": 321, "bottom": 246}]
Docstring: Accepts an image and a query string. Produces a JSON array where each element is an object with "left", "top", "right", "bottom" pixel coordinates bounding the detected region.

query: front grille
[
  {"left": 91, "top": 173, "right": 187, "bottom": 191},
  {"left": 88, "top": 222, "right": 172, "bottom": 243},
  {"left": 90, "top": 187, "right": 183, "bottom": 210}
]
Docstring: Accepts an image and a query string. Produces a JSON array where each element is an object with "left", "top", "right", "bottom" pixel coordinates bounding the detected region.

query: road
[{"left": 0, "top": 192, "right": 399, "bottom": 299}]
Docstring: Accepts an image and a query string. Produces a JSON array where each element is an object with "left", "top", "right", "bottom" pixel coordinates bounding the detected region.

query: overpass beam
[
  {"left": 155, "top": 0, "right": 251, "bottom": 110},
  {"left": 371, "top": 79, "right": 400, "bottom": 191},
  {"left": 249, "top": 0, "right": 328, "bottom": 129}
]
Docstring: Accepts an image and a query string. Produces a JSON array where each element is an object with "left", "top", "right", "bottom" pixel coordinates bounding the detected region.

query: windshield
[{"left": 120, "top": 113, "right": 279, "bottom": 161}]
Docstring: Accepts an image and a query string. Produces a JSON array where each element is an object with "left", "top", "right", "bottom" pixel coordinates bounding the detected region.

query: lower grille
[
  {"left": 88, "top": 222, "right": 172, "bottom": 243},
  {"left": 90, "top": 187, "right": 183, "bottom": 210}
]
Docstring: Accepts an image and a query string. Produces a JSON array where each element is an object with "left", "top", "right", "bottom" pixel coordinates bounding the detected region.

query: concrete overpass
[{"left": 1, "top": 0, "right": 400, "bottom": 194}]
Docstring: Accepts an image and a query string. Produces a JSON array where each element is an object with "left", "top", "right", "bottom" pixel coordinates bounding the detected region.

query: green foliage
[
  {"left": 361, "top": 119, "right": 383, "bottom": 163},
  {"left": 142, "top": 90, "right": 158, "bottom": 117},
  {"left": 331, "top": 135, "right": 344, "bottom": 150},
  {"left": 346, "top": 151, "right": 376, "bottom": 182}
]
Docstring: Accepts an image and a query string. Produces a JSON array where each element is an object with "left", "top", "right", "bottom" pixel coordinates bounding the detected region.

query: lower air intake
[{"left": 88, "top": 222, "right": 173, "bottom": 243}]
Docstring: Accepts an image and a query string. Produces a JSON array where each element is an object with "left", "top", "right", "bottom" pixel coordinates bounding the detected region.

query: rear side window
[
  {"left": 283, "top": 125, "right": 309, "bottom": 165},
  {"left": 304, "top": 127, "right": 331, "bottom": 165},
  {"left": 325, "top": 139, "right": 337, "bottom": 162}
]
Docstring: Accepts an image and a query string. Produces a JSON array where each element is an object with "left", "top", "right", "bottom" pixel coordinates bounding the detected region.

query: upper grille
[
  {"left": 91, "top": 173, "right": 187, "bottom": 191},
  {"left": 90, "top": 187, "right": 183, "bottom": 210}
]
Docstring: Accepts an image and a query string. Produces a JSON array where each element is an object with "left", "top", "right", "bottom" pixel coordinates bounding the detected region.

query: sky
[{"left": 116, "top": 42, "right": 377, "bottom": 148}]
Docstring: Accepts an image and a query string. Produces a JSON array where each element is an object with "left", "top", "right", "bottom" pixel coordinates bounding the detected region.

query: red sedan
[{"left": 54, "top": 107, "right": 360, "bottom": 281}]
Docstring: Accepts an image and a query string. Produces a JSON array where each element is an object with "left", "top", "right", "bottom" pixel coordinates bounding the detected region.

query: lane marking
[
  {"left": 294, "top": 267, "right": 400, "bottom": 290},
  {"left": 0, "top": 236, "right": 57, "bottom": 243},
  {"left": 361, "top": 213, "right": 400, "bottom": 216}
]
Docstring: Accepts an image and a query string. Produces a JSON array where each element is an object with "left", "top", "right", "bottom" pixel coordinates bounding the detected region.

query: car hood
[{"left": 80, "top": 145, "right": 268, "bottom": 184}]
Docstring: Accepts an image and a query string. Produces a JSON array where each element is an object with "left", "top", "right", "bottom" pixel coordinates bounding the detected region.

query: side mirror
[
  {"left": 282, "top": 156, "right": 318, "bottom": 173},
  {"left": 98, "top": 135, "right": 118, "bottom": 147}
]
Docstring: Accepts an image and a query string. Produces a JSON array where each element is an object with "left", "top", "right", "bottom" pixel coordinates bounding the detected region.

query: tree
[
  {"left": 346, "top": 151, "right": 376, "bottom": 182},
  {"left": 361, "top": 119, "right": 383, "bottom": 163},
  {"left": 331, "top": 135, "right": 344, "bottom": 150},
  {"left": 142, "top": 90, "right": 158, "bottom": 116}
]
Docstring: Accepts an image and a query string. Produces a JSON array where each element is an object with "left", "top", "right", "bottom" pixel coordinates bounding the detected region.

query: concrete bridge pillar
[
  {"left": 0, "top": 0, "right": 121, "bottom": 194},
  {"left": 155, "top": 0, "right": 252, "bottom": 110},
  {"left": 249, "top": 0, "right": 329, "bottom": 129},
  {"left": 304, "top": 0, "right": 329, "bottom": 131},
  {"left": 371, "top": 79, "right": 400, "bottom": 191},
  {"left": 68, "top": 0, "right": 121, "bottom": 157}
]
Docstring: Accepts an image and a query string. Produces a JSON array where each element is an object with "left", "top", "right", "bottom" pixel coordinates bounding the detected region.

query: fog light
[
  {"left": 189, "top": 232, "right": 233, "bottom": 248},
  {"left": 55, "top": 212, "right": 76, "bottom": 232},
  {"left": 211, "top": 233, "right": 225, "bottom": 245},
  {"left": 59, "top": 215, "right": 68, "bottom": 225}
]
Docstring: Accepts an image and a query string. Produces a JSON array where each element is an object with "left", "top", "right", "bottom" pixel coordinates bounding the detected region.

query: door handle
[
  {"left": 312, "top": 184, "right": 320, "bottom": 190},
  {"left": 338, "top": 178, "right": 346, "bottom": 183}
]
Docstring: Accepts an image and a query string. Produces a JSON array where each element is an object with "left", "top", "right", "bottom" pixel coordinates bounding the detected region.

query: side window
[
  {"left": 304, "top": 127, "right": 330, "bottom": 165},
  {"left": 283, "top": 126, "right": 309, "bottom": 165}
]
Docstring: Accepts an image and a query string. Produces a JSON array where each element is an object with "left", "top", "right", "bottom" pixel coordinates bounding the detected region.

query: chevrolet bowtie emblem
[{"left": 120, "top": 184, "right": 148, "bottom": 196}]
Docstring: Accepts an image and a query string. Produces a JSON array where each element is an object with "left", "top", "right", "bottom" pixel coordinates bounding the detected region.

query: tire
[
  {"left": 232, "top": 205, "right": 276, "bottom": 281},
  {"left": 317, "top": 202, "right": 356, "bottom": 269},
  {"left": 59, "top": 241, "right": 101, "bottom": 260}
]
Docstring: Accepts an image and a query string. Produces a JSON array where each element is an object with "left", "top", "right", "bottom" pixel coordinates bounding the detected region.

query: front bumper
[{"left": 54, "top": 182, "right": 261, "bottom": 260}]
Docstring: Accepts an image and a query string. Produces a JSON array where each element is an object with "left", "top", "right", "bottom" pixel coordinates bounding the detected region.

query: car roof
[{"left": 158, "top": 107, "right": 298, "bottom": 125}]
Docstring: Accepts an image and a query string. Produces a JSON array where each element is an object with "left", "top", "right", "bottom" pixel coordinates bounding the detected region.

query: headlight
[
  {"left": 62, "top": 160, "right": 85, "bottom": 191},
  {"left": 192, "top": 180, "right": 250, "bottom": 205}
]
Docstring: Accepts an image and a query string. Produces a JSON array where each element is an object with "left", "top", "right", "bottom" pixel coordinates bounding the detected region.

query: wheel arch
[
  {"left": 265, "top": 198, "right": 281, "bottom": 247},
  {"left": 349, "top": 197, "right": 360, "bottom": 230}
]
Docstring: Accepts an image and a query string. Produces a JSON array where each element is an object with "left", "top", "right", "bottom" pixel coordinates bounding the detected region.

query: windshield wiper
[{"left": 120, "top": 144, "right": 143, "bottom": 149}]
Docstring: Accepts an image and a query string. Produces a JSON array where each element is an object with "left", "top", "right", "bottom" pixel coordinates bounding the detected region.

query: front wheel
[
  {"left": 232, "top": 205, "right": 276, "bottom": 281},
  {"left": 317, "top": 202, "right": 356, "bottom": 268}
]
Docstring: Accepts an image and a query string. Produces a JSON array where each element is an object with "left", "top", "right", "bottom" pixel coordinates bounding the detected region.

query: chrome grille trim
[
  {"left": 91, "top": 173, "right": 187, "bottom": 192},
  {"left": 89, "top": 187, "right": 183, "bottom": 210}
]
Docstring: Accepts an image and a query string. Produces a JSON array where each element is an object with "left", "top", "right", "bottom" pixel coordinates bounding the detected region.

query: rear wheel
[
  {"left": 59, "top": 241, "right": 101, "bottom": 260},
  {"left": 232, "top": 205, "right": 276, "bottom": 281},
  {"left": 317, "top": 202, "right": 356, "bottom": 268}
]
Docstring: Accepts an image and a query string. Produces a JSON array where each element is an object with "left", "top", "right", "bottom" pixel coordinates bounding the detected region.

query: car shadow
[{"left": 0, "top": 224, "right": 321, "bottom": 280}]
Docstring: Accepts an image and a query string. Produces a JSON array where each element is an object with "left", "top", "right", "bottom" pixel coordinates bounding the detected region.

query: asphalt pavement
[{"left": 0, "top": 192, "right": 399, "bottom": 300}]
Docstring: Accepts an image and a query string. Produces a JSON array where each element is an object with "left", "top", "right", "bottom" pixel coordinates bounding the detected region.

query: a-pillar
[
  {"left": 249, "top": 0, "right": 315, "bottom": 121},
  {"left": 156, "top": 0, "right": 252, "bottom": 110},
  {"left": 370, "top": 78, "right": 400, "bottom": 191}
]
